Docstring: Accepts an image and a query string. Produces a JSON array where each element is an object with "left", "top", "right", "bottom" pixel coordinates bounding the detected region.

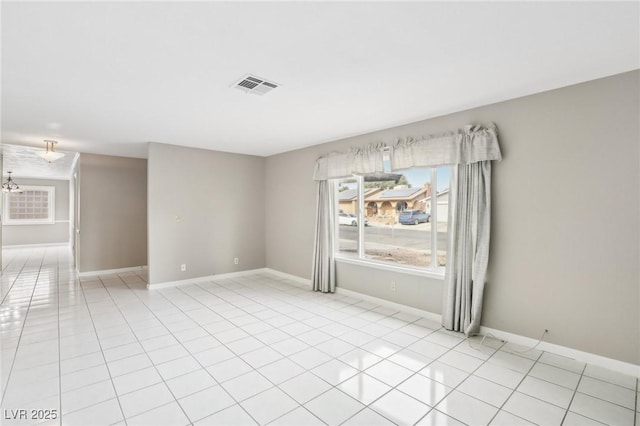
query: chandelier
[{"left": 2, "top": 172, "right": 23, "bottom": 193}]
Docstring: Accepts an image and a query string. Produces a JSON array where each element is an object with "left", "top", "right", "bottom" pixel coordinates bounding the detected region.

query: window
[
  {"left": 3, "top": 186, "right": 55, "bottom": 225},
  {"left": 335, "top": 166, "right": 451, "bottom": 275}
]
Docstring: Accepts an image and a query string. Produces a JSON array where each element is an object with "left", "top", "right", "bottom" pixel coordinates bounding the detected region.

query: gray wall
[
  {"left": 78, "top": 153, "right": 147, "bottom": 272},
  {"left": 0, "top": 154, "right": 2, "bottom": 268},
  {"left": 264, "top": 70, "right": 639, "bottom": 365},
  {"left": 147, "top": 143, "right": 265, "bottom": 285},
  {"left": 2, "top": 178, "right": 70, "bottom": 246}
]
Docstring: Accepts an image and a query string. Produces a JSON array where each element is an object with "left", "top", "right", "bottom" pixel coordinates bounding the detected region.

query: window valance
[{"left": 313, "top": 123, "right": 501, "bottom": 181}]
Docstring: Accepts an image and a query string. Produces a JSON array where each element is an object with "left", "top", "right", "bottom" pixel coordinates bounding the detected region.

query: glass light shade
[
  {"left": 36, "top": 150, "right": 65, "bottom": 163},
  {"left": 2, "top": 186, "right": 23, "bottom": 193}
]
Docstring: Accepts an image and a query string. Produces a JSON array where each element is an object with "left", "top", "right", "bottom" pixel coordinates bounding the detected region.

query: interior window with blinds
[{"left": 4, "top": 186, "right": 55, "bottom": 225}]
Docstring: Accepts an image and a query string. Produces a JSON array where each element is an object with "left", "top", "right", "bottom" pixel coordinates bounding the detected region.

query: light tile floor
[{"left": 0, "top": 245, "right": 638, "bottom": 425}]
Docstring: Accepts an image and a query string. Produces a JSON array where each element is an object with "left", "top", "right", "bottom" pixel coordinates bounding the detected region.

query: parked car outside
[
  {"left": 338, "top": 212, "right": 368, "bottom": 226},
  {"left": 399, "top": 209, "right": 430, "bottom": 225}
]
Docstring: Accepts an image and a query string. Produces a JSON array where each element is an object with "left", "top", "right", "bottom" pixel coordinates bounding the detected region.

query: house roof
[
  {"left": 338, "top": 188, "right": 381, "bottom": 202},
  {"left": 379, "top": 188, "right": 422, "bottom": 198},
  {"left": 367, "top": 186, "right": 429, "bottom": 202},
  {"left": 338, "top": 189, "right": 358, "bottom": 201},
  {"left": 420, "top": 188, "right": 451, "bottom": 203}
]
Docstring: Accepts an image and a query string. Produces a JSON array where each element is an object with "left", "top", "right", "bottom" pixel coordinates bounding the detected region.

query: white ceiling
[
  {"left": 2, "top": 144, "right": 77, "bottom": 180},
  {"left": 2, "top": 2, "right": 638, "bottom": 159}
]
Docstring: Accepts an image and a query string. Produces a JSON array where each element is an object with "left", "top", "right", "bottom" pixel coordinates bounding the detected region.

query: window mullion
[
  {"left": 333, "top": 180, "right": 340, "bottom": 255},
  {"left": 430, "top": 168, "right": 438, "bottom": 270},
  {"left": 357, "top": 175, "right": 365, "bottom": 259}
]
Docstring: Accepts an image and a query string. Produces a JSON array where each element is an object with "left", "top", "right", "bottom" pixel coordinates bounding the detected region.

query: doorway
[{"left": 1, "top": 144, "right": 80, "bottom": 271}]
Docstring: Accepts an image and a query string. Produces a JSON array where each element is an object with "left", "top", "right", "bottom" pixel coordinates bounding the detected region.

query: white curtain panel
[
  {"left": 311, "top": 180, "right": 337, "bottom": 293},
  {"left": 313, "top": 151, "right": 354, "bottom": 181},
  {"left": 391, "top": 124, "right": 501, "bottom": 170},
  {"left": 350, "top": 142, "right": 387, "bottom": 176},
  {"left": 442, "top": 161, "right": 492, "bottom": 335},
  {"left": 313, "top": 142, "right": 388, "bottom": 181}
]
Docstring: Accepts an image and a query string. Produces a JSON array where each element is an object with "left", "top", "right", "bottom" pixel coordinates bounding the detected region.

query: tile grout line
[
  {"left": 184, "top": 276, "right": 460, "bottom": 426},
  {"left": 483, "top": 345, "right": 544, "bottom": 425},
  {"left": 169, "top": 278, "right": 334, "bottom": 423},
  {"left": 560, "top": 363, "right": 587, "bottom": 425},
  {"left": 72, "top": 273, "right": 633, "bottom": 426},
  {"left": 634, "top": 377, "right": 638, "bottom": 426},
  {"left": 74, "top": 267, "right": 128, "bottom": 424},
  {"left": 409, "top": 336, "right": 511, "bottom": 426},
  {"left": 56, "top": 247, "right": 63, "bottom": 426},
  {"left": 0, "top": 250, "right": 46, "bottom": 406},
  {"left": 116, "top": 276, "right": 262, "bottom": 425},
  {"left": 95, "top": 274, "right": 200, "bottom": 424},
  {"left": 181, "top": 278, "right": 369, "bottom": 426},
  {"left": 0, "top": 247, "right": 35, "bottom": 302},
  {"left": 6, "top": 250, "right": 637, "bottom": 426},
  {"left": 169, "top": 277, "right": 373, "bottom": 423},
  {"left": 179, "top": 275, "right": 583, "bottom": 426},
  {"left": 0, "top": 254, "right": 24, "bottom": 305}
]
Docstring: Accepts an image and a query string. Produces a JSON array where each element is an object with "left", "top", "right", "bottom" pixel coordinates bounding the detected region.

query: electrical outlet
[
  {"left": 180, "top": 264, "right": 187, "bottom": 272},
  {"left": 234, "top": 257, "right": 239, "bottom": 265},
  {"left": 391, "top": 282, "right": 397, "bottom": 291}
]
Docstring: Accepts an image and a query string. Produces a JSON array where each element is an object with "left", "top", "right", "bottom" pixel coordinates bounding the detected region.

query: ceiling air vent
[{"left": 232, "top": 74, "right": 279, "bottom": 95}]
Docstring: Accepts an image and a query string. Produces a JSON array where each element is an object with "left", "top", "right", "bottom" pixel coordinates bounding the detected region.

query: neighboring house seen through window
[
  {"left": 336, "top": 166, "right": 451, "bottom": 275},
  {"left": 3, "top": 186, "right": 55, "bottom": 225}
]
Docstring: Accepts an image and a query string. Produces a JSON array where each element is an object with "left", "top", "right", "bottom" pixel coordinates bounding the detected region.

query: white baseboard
[
  {"left": 263, "top": 268, "right": 312, "bottom": 287},
  {"left": 262, "top": 268, "right": 640, "bottom": 378},
  {"left": 479, "top": 325, "right": 640, "bottom": 378},
  {"left": 146, "top": 268, "right": 269, "bottom": 290},
  {"left": 79, "top": 265, "right": 147, "bottom": 277},
  {"left": 2, "top": 242, "right": 69, "bottom": 249}
]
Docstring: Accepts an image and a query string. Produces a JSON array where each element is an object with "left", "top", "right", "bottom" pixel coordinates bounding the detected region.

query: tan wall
[
  {"left": 1, "top": 154, "right": 3, "bottom": 267},
  {"left": 147, "top": 143, "right": 265, "bottom": 285},
  {"left": 78, "top": 153, "right": 147, "bottom": 273},
  {"left": 339, "top": 200, "right": 356, "bottom": 214},
  {"left": 265, "top": 71, "right": 640, "bottom": 364}
]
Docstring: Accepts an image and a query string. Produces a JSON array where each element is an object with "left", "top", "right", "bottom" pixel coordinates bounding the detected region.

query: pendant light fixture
[
  {"left": 2, "top": 172, "right": 23, "bottom": 193},
  {"left": 36, "top": 140, "right": 65, "bottom": 163}
]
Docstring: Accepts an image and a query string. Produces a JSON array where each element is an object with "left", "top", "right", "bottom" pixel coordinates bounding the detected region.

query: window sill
[
  {"left": 3, "top": 221, "right": 56, "bottom": 226},
  {"left": 335, "top": 255, "right": 445, "bottom": 280}
]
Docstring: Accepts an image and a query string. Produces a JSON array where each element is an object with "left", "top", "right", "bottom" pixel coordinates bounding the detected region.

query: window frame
[
  {"left": 334, "top": 167, "right": 449, "bottom": 279},
  {"left": 3, "top": 185, "right": 56, "bottom": 226}
]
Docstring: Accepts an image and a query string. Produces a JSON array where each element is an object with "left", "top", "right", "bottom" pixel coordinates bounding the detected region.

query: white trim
[
  {"left": 69, "top": 153, "right": 80, "bottom": 180},
  {"left": 146, "top": 268, "right": 270, "bottom": 290},
  {"left": 3, "top": 219, "right": 70, "bottom": 226},
  {"left": 357, "top": 175, "right": 364, "bottom": 258},
  {"left": 3, "top": 185, "right": 56, "bottom": 225},
  {"left": 2, "top": 242, "right": 69, "bottom": 249},
  {"left": 479, "top": 325, "right": 640, "bottom": 378},
  {"left": 79, "top": 265, "right": 147, "bottom": 277},
  {"left": 263, "top": 268, "right": 312, "bottom": 287},
  {"left": 262, "top": 268, "right": 639, "bottom": 378}
]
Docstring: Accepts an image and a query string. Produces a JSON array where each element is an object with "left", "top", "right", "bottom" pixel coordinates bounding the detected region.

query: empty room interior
[{"left": 1, "top": 2, "right": 639, "bottom": 426}]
